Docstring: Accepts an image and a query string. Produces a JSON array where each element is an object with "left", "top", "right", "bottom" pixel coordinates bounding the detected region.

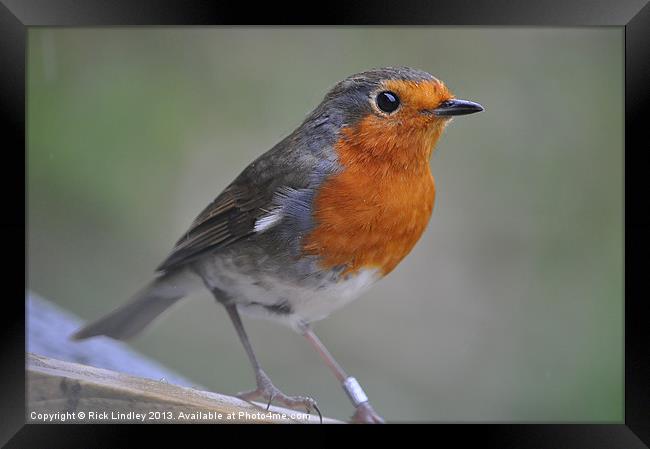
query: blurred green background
[{"left": 27, "top": 27, "right": 623, "bottom": 422}]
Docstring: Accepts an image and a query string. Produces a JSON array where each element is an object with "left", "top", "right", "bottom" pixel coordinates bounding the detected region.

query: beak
[{"left": 432, "top": 98, "right": 484, "bottom": 116}]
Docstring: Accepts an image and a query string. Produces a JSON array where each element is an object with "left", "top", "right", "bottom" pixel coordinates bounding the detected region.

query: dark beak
[{"left": 433, "top": 98, "right": 484, "bottom": 116}]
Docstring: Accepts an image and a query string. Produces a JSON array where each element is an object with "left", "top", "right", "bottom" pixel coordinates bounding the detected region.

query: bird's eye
[{"left": 376, "top": 91, "right": 400, "bottom": 113}]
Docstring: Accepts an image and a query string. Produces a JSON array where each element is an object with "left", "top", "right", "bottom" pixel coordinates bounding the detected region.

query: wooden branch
[
  {"left": 27, "top": 353, "right": 341, "bottom": 424},
  {"left": 27, "top": 293, "right": 198, "bottom": 388}
]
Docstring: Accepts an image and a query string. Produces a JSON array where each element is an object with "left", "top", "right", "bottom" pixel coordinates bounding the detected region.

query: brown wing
[{"left": 156, "top": 180, "right": 272, "bottom": 273}]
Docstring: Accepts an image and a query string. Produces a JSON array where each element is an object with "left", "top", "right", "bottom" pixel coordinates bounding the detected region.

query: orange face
[
  {"left": 335, "top": 79, "right": 455, "bottom": 170},
  {"left": 379, "top": 78, "right": 455, "bottom": 128},
  {"left": 302, "top": 79, "right": 452, "bottom": 277}
]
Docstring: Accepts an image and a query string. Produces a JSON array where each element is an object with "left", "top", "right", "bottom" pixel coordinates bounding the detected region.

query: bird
[{"left": 72, "top": 66, "right": 483, "bottom": 423}]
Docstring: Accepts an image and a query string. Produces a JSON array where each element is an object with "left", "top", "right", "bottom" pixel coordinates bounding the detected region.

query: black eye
[{"left": 376, "top": 91, "right": 400, "bottom": 113}]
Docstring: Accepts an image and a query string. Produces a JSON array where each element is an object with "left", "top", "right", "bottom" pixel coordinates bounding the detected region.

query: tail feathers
[{"left": 71, "top": 269, "right": 197, "bottom": 341}]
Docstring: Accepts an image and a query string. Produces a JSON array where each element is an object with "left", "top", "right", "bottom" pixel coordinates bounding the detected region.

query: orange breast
[{"left": 302, "top": 116, "right": 439, "bottom": 277}]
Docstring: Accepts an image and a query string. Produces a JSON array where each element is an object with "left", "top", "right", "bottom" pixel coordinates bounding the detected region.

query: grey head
[{"left": 299, "top": 66, "right": 438, "bottom": 132}]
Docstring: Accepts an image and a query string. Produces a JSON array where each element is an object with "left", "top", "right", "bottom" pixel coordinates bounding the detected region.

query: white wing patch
[{"left": 254, "top": 207, "right": 284, "bottom": 233}]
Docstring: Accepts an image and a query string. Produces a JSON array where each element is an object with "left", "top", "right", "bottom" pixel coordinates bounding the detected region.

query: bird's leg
[
  {"left": 222, "top": 302, "right": 321, "bottom": 422},
  {"left": 299, "top": 324, "right": 385, "bottom": 424}
]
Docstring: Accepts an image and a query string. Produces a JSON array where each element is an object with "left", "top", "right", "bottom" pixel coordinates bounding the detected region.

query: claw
[
  {"left": 312, "top": 403, "right": 323, "bottom": 424},
  {"left": 234, "top": 370, "right": 320, "bottom": 423},
  {"left": 266, "top": 393, "right": 275, "bottom": 411}
]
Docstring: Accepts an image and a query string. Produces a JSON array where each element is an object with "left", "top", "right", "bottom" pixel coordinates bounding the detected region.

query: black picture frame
[{"left": 3, "top": 0, "right": 648, "bottom": 446}]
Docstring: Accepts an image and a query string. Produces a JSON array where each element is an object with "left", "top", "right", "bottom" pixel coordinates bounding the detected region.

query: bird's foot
[
  {"left": 236, "top": 369, "right": 322, "bottom": 423},
  {"left": 350, "top": 402, "right": 385, "bottom": 424}
]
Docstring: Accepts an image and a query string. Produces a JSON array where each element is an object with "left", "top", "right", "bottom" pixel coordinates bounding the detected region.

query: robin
[{"left": 72, "top": 66, "right": 483, "bottom": 423}]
